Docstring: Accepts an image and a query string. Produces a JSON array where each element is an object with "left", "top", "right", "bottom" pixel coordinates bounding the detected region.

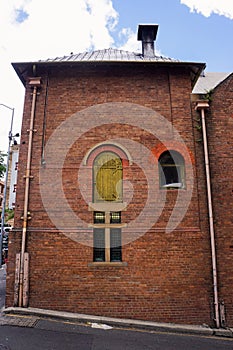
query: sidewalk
[{"left": 0, "top": 264, "right": 6, "bottom": 312}]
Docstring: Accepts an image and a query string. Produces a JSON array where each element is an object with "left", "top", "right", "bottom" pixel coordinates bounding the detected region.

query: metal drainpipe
[
  {"left": 195, "top": 100, "right": 220, "bottom": 329},
  {"left": 18, "top": 76, "right": 41, "bottom": 307}
]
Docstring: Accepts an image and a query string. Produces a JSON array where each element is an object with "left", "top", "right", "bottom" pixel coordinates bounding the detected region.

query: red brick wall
[
  {"left": 205, "top": 74, "right": 233, "bottom": 326},
  {"left": 6, "top": 64, "right": 215, "bottom": 325}
]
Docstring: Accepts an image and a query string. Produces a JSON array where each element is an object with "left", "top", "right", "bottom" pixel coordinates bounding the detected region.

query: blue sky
[
  {"left": 113, "top": 0, "right": 233, "bottom": 71},
  {"left": 0, "top": 0, "right": 232, "bottom": 151}
]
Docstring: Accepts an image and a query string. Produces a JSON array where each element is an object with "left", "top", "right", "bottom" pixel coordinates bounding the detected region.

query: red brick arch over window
[
  {"left": 84, "top": 143, "right": 131, "bottom": 168},
  {"left": 81, "top": 143, "right": 131, "bottom": 205},
  {"left": 151, "top": 141, "right": 195, "bottom": 165}
]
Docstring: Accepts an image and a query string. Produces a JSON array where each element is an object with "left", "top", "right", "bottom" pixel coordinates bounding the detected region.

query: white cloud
[
  {"left": 118, "top": 27, "right": 162, "bottom": 57},
  {"left": 0, "top": 0, "right": 119, "bottom": 152},
  {"left": 118, "top": 28, "right": 141, "bottom": 52},
  {"left": 181, "top": 0, "right": 233, "bottom": 19},
  {"left": 4, "top": 0, "right": 118, "bottom": 61}
]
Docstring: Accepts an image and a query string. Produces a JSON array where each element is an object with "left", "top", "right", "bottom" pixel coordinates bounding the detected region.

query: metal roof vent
[{"left": 137, "top": 24, "right": 159, "bottom": 58}]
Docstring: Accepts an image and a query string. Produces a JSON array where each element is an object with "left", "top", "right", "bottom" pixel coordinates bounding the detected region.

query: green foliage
[
  {"left": 203, "top": 89, "right": 214, "bottom": 103},
  {"left": 0, "top": 151, "right": 6, "bottom": 179},
  {"left": 5, "top": 208, "right": 14, "bottom": 222}
]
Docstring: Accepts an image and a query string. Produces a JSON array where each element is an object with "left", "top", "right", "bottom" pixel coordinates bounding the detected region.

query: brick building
[
  {"left": 6, "top": 144, "right": 19, "bottom": 210},
  {"left": 6, "top": 24, "right": 233, "bottom": 328}
]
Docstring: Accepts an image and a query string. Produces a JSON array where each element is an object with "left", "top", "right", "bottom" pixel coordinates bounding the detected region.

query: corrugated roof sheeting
[
  {"left": 192, "top": 72, "right": 231, "bottom": 93},
  {"left": 39, "top": 48, "right": 179, "bottom": 63}
]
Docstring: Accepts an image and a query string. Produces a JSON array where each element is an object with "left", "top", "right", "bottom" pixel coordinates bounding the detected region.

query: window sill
[
  {"left": 89, "top": 202, "right": 127, "bottom": 212},
  {"left": 89, "top": 223, "right": 127, "bottom": 228},
  {"left": 88, "top": 262, "right": 128, "bottom": 268},
  {"left": 160, "top": 187, "right": 186, "bottom": 190}
]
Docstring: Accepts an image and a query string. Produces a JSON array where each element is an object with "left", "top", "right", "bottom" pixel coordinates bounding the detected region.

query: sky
[{"left": 0, "top": 0, "right": 232, "bottom": 153}]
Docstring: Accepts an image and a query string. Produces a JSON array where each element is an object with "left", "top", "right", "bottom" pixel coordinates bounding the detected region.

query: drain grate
[{"left": 3, "top": 315, "right": 39, "bottom": 328}]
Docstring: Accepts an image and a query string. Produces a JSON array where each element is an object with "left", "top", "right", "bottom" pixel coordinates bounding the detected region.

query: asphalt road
[{"left": 0, "top": 320, "right": 232, "bottom": 350}]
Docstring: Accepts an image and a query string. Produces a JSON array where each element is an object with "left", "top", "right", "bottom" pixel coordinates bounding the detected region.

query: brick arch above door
[{"left": 83, "top": 141, "right": 132, "bottom": 167}]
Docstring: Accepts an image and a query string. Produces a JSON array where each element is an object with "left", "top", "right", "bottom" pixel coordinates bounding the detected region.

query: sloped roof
[
  {"left": 39, "top": 48, "right": 179, "bottom": 63},
  {"left": 12, "top": 48, "right": 205, "bottom": 87},
  {"left": 192, "top": 72, "right": 231, "bottom": 94}
]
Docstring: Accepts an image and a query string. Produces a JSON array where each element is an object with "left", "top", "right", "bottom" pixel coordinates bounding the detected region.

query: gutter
[{"left": 12, "top": 60, "right": 206, "bottom": 89}]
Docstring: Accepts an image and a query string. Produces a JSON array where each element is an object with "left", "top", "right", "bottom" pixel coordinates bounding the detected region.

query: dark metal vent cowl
[{"left": 137, "top": 24, "right": 159, "bottom": 58}]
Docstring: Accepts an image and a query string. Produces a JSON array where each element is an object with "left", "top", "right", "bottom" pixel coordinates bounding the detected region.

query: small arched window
[
  {"left": 159, "top": 150, "right": 185, "bottom": 189},
  {"left": 93, "top": 151, "right": 123, "bottom": 202}
]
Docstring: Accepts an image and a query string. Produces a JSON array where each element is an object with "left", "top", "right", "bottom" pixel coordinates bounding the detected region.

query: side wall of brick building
[
  {"left": 206, "top": 74, "right": 233, "bottom": 326},
  {"left": 6, "top": 64, "right": 214, "bottom": 325}
]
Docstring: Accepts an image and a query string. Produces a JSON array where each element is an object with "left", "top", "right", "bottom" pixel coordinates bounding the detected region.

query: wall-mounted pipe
[
  {"left": 18, "top": 76, "right": 41, "bottom": 307},
  {"left": 195, "top": 100, "right": 220, "bottom": 329},
  {"left": 41, "top": 72, "right": 49, "bottom": 166}
]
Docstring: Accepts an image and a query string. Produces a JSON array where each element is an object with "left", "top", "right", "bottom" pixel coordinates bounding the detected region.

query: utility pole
[{"left": 0, "top": 103, "right": 19, "bottom": 266}]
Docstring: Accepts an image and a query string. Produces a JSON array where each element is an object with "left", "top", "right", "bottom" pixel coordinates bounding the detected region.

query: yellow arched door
[{"left": 93, "top": 152, "right": 123, "bottom": 202}]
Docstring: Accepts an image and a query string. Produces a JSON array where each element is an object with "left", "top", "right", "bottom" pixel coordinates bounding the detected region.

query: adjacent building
[
  {"left": 7, "top": 144, "right": 19, "bottom": 210},
  {"left": 5, "top": 24, "right": 233, "bottom": 328}
]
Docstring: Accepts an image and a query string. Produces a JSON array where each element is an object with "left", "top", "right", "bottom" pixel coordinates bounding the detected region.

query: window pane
[
  {"left": 110, "top": 212, "right": 121, "bottom": 224},
  {"left": 159, "top": 150, "right": 185, "bottom": 188},
  {"left": 94, "top": 212, "right": 105, "bottom": 224},
  {"left": 110, "top": 228, "right": 122, "bottom": 262},
  {"left": 162, "top": 166, "right": 179, "bottom": 185},
  {"left": 160, "top": 153, "right": 175, "bottom": 165},
  {"left": 93, "top": 228, "right": 105, "bottom": 262}
]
